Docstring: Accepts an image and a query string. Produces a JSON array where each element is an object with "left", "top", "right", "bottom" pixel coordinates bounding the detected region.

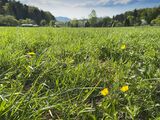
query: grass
[{"left": 0, "top": 27, "right": 160, "bottom": 120}]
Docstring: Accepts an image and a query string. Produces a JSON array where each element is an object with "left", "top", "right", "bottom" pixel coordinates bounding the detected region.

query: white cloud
[
  {"left": 112, "top": 0, "right": 132, "bottom": 5},
  {"left": 98, "top": 0, "right": 110, "bottom": 5},
  {"left": 18, "top": 0, "right": 158, "bottom": 19},
  {"left": 19, "top": 0, "right": 133, "bottom": 8},
  {"left": 72, "top": 0, "right": 132, "bottom": 7}
]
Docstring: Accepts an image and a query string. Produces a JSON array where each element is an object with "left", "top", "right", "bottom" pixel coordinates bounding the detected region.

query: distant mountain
[{"left": 56, "top": 17, "right": 71, "bottom": 22}]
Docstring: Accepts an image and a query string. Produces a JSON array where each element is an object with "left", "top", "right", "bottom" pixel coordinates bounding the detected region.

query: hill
[
  {"left": 0, "top": 0, "right": 55, "bottom": 26},
  {"left": 56, "top": 16, "right": 71, "bottom": 22}
]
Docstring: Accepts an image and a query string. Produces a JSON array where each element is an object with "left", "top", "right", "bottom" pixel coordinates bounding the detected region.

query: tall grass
[{"left": 0, "top": 27, "right": 160, "bottom": 119}]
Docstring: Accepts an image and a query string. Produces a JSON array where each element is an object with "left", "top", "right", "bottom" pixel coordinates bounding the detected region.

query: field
[{"left": 0, "top": 27, "right": 160, "bottom": 120}]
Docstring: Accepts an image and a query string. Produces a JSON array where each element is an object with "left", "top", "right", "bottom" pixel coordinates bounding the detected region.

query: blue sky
[{"left": 19, "top": 0, "right": 160, "bottom": 19}]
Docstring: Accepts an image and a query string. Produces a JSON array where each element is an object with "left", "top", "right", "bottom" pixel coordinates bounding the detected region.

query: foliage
[
  {"left": 0, "top": 0, "right": 55, "bottom": 25},
  {"left": 49, "top": 20, "right": 55, "bottom": 27},
  {"left": 0, "top": 15, "right": 18, "bottom": 26},
  {"left": 19, "top": 18, "right": 35, "bottom": 24},
  {"left": 151, "top": 16, "right": 160, "bottom": 26},
  {"left": 89, "top": 10, "right": 97, "bottom": 27},
  {"left": 70, "top": 18, "right": 79, "bottom": 27},
  {"left": 40, "top": 20, "right": 47, "bottom": 26},
  {"left": 0, "top": 27, "right": 160, "bottom": 119},
  {"left": 67, "top": 7, "right": 160, "bottom": 27},
  {"left": 113, "top": 7, "right": 160, "bottom": 26}
]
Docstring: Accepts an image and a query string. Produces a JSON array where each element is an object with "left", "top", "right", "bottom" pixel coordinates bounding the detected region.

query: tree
[
  {"left": 19, "top": 18, "right": 34, "bottom": 24},
  {"left": 70, "top": 19, "right": 78, "bottom": 27},
  {"left": 127, "top": 15, "right": 134, "bottom": 25},
  {"left": 40, "top": 19, "right": 47, "bottom": 26},
  {"left": 102, "top": 17, "right": 112, "bottom": 27},
  {"left": 0, "top": 1, "right": 5, "bottom": 14},
  {"left": 133, "top": 9, "right": 138, "bottom": 18},
  {"left": 113, "top": 14, "right": 125, "bottom": 23},
  {"left": 88, "top": 10, "right": 97, "bottom": 27},
  {"left": 124, "top": 18, "right": 130, "bottom": 26},
  {"left": 0, "top": 15, "right": 18, "bottom": 26},
  {"left": 49, "top": 20, "right": 55, "bottom": 27},
  {"left": 66, "top": 21, "right": 71, "bottom": 27},
  {"left": 85, "top": 20, "right": 90, "bottom": 27},
  {"left": 151, "top": 16, "right": 160, "bottom": 26}
]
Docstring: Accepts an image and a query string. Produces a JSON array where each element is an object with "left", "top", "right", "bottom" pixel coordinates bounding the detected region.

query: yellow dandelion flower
[
  {"left": 27, "top": 52, "right": 36, "bottom": 55},
  {"left": 101, "top": 88, "right": 109, "bottom": 96},
  {"left": 120, "top": 85, "right": 129, "bottom": 92},
  {"left": 121, "top": 44, "right": 126, "bottom": 50}
]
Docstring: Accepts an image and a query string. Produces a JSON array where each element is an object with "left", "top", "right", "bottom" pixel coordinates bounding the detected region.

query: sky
[{"left": 19, "top": 0, "right": 160, "bottom": 19}]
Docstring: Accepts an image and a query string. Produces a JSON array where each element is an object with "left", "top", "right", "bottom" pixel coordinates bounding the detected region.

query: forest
[
  {"left": 0, "top": 0, "right": 55, "bottom": 26},
  {"left": 68, "top": 7, "right": 160, "bottom": 27}
]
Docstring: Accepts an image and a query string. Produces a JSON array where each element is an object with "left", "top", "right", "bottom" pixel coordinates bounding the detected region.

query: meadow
[{"left": 0, "top": 27, "right": 160, "bottom": 120}]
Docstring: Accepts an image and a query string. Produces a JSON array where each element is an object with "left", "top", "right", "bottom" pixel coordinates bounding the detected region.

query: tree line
[
  {"left": 0, "top": 0, "right": 55, "bottom": 26},
  {"left": 67, "top": 7, "right": 160, "bottom": 27}
]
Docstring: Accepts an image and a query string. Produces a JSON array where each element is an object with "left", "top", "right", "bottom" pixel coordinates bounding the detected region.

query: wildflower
[
  {"left": 101, "top": 88, "right": 109, "bottom": 96},
  {"left": 120, "top": 85, "right": 129, "bottom": 92},
  {"left": 121, "top": 44, "right": 126, "bottom": 50}
]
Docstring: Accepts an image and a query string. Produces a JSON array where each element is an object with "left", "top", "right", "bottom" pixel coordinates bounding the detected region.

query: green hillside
[{"left": 0, "top": 0, "right": 55, "bottom": 26}]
